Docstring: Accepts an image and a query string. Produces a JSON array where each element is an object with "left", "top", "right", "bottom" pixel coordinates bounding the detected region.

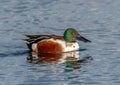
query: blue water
[{"left": 0, "top": 0, "right": 120, "bottom": 85}]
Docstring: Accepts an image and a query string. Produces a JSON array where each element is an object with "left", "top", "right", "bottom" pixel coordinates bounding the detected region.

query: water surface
[{"left": 0, "top": 0, "right": 120, "bottom": 85}]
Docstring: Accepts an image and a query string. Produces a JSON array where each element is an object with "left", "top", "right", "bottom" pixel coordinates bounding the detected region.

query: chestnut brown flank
[{"left": 37, "top": 41, "right": 63, "bottom": 53}]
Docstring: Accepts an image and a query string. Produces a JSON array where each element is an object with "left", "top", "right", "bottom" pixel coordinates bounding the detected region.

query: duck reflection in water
[
  {"left": 27, "top": 51, "right": 92, "bottom": 72},
  {"left": 27, "top": 51, "right": 79, "bottom": 63}
]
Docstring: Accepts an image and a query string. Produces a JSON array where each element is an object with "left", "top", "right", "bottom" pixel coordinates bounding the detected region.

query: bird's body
[{"left": 24, "top": 28, "right": 91, "bottom": 54}]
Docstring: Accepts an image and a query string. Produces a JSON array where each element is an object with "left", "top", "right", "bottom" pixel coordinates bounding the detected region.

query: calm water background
[{"left": 0, "top": 0, "right": 120, "bottom": 85}]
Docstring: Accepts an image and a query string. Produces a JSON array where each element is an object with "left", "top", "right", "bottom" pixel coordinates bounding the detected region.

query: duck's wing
[
  {"left": 24, "top": 35, "right": 50, "bottom": 44},
  {"left": 24, "top": 35, "right": 51, "bottom": 51},
  {"left": 25, "top": 35, "right": 46, "bottom": 39},
  {"left": 24, "top": 34, "right": 64, "bottom": 52},
  {"left": 24, "top": 34, "right": 64, "bottom": 43}
]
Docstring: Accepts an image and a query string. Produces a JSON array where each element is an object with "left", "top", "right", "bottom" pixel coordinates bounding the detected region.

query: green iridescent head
[{"left": 63, "top": 28, "right": 91, "bottom": 43}]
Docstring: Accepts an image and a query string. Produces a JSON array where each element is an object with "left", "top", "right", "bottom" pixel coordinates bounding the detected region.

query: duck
[{"left": 24, "top": 28, "right": 91, "bottom": 54}]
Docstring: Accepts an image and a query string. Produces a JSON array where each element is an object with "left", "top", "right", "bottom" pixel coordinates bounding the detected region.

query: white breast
[
  {"left": 55, "top": 39, "right": 80, "bottom": 52},
  {"left": 65, "top": 42, "right": 79, "bottom": 52}
]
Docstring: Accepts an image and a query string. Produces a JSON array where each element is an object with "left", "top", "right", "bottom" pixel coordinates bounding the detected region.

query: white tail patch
[{"left": 32, "top": 43, "right": 37, "bottom": 51}]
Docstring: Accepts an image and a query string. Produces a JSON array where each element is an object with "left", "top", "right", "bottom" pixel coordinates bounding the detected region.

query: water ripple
[{"left": 0, "top": 0, "right": 120, "bottom": 85}]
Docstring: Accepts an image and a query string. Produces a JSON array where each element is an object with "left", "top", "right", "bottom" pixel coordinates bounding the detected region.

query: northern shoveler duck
[{"left": 24, "top": 28, "right": 91, "bottom": 54}]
